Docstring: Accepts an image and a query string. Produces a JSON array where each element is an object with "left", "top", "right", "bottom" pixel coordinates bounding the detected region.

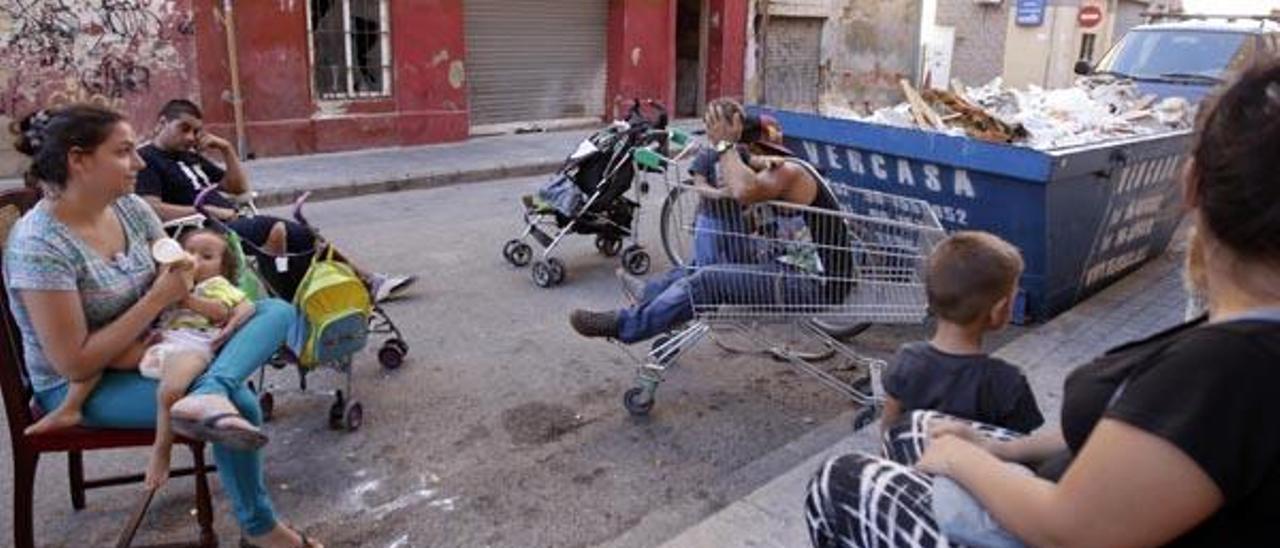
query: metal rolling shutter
[
  {"left": 465, "top": 0, "right": 608, "bottom": 127},
  {"left": 764, "top": 16, "right": 823, "bottom": 113}
]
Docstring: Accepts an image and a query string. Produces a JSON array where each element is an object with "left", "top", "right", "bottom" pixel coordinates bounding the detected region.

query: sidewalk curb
[{"left": 249, "top": 160, "right": 564, "bottom": 208}]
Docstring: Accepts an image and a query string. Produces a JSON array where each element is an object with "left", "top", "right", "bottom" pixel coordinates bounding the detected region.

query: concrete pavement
[
  {"left": 0, "top": 175, "right": 935, "bottom": 548},
  {"left": 655, "top": 231, "right": 1192, "bottom": 548}
]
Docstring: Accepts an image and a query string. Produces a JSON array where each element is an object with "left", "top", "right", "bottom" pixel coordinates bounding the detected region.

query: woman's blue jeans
[{"left": 35, "top": 299, "right": 295, "bottom": 536}]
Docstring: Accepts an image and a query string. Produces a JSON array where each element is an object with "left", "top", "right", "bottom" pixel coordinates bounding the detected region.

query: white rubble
[{"left": 824, "top": 77, "right": 1194, "bottom": 150}]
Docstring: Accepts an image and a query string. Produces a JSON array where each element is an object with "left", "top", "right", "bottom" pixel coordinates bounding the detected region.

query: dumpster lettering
[
  {"left": 802, "top": 141, "right": 976, "bottom": 198},
  {"left": 1083, "top": 246, "right": 1153, "bottom": 287},
  {"left": 1079, "top": 155, "right": 1184, "bottom": 291},
  {"left": 800, "top": 140, "right": 976, "bottom": 226}
]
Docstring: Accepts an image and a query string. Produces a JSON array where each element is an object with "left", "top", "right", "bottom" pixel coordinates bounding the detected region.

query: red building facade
[{"left": 0, "top": 0, "right": 746, "bottom": 163}]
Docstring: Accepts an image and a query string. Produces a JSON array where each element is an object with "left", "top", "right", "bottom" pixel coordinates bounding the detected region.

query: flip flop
[
  {"left": 240, "top": 531, "right": 320, "bottom": 547},
  {"left": 171, "top": 412, "right": 268, "bottom": 452}
]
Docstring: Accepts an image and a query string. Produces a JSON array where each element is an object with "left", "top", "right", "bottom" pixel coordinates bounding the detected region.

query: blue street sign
[{"left": 1016, "top": 0, "right": 1047, "bottom": 27}]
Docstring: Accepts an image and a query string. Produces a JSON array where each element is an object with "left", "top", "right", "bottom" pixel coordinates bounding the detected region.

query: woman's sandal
[
  {"left": 239, "top": 532, "right": 320, "bottom": 548},
  {"left": 171, "top": 412, "right": 268, "bottom": 451}
]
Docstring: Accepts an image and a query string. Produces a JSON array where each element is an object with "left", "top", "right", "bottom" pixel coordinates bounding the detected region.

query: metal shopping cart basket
[{"left": 620, "top": 149, "right": 946, "bottom": 421}]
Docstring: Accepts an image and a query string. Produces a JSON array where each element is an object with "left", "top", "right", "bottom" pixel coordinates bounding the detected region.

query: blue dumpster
[{"left": 753, "top": 108, "right": 1192, "bottom": 321}]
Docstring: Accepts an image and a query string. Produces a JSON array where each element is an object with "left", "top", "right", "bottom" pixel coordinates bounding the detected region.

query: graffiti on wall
[{"left": 0, "top": 0, "right": 191, "bottom": 115}]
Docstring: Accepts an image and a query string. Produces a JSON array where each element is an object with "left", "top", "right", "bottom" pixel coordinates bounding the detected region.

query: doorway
[{"left": 675, "top": 0, "right": 705, "bottom": 117}]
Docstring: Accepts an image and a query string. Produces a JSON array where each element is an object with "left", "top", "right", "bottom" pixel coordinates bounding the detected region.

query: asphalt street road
[{"left": 0, "top": 175, "right": 1012, "bottom": 547}]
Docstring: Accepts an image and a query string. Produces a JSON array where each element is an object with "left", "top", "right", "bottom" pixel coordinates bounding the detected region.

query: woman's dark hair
[
  {"left": 10, "top": 104, "right": 125, "bottom": 193},
  {"left": 178, "top": 228, "right": 239, "bottom": 282},
  {"left": 1191, "top": 61, "right": 1280, "bottom": 263}
]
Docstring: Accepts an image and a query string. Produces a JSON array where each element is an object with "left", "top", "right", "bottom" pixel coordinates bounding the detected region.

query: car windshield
[{"left": 1096, "top": 30, "right": 1247, "bottom": 79}]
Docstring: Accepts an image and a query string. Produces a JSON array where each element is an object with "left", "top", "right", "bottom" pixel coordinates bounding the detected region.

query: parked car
[{"left": 1076, "top": 15, "right": 1280, "bottom": 103}]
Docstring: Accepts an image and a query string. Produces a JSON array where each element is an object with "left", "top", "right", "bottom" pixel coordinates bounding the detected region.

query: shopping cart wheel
[
  {"left": 503, "top": 239, "right": 533, "bottom": 267},
  {"left": 531, "top": 260, "right": 555, "bottom": 287},
  {"left": 343, "top": 401, "right": 364, "bottom": 432},
  {"left": 259, "top": 392, "right": 275, "bottom": 422},
  {"left": 852, "top": 403, "right": 881, "bottom": 432},
  {"left": 621, "top": 246, "right": 651, "bottom": 275},
  {"left": 328, "top": 390, "right": 345, "bottom": 430},
  {"left": 595, "top": 235, "right": 622, "bottom": 257},
  {"left": 623, "top": 386, "right": 655, "bottom": 416},
  {"left": 547, "top": 258, "right": 567, "bottom": 285}
]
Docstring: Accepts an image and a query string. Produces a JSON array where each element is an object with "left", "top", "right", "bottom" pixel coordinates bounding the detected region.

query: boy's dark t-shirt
[
  {"left": 884, "top": 341, "right": 1044, "bottom": 433},
  {"left": 135, "top": 144, "right": 236, "bottom": 210}
]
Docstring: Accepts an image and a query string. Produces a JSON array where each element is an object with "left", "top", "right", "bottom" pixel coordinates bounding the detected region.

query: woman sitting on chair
[
  {"left": 805, "top": 61, "right": 1280, "bottom": 548},
  {"left": 5, "top": 105, "right": 321, "bottom": 547}
]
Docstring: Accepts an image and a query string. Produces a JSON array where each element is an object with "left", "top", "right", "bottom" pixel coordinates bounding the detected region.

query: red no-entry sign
[{"left": 1079, "top": 5, "right": 1103, "bottom": 28}]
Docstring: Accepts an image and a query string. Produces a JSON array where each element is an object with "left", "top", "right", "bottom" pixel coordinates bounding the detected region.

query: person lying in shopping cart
[
  {"left": 678, "top": 111, "right": 794, "bottom": 267},
  {"left": 570, "top": 98, "right": 854, "bottom": 343},
  {"left": 135, "top": 99, "right": 416, "bottom": 303}
]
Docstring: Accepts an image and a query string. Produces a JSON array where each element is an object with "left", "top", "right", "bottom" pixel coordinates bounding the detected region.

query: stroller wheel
[
  {"left": 547, "top": 258, "right": 567, "bottom": 285},
  {"left": 531, "top": 260, "right": 555, "bottom": 288},
  {"left": 621, "top": 246, "right": 651, "bottom": 276},
  {"left": 378, "top": 340, "right": 406, "bottom": 370},
  {"left": 623, "top": 387, "right": 655, "bottom": 416},
  {"left": 259, "top": 392, "right": 275, "bottom": 422},
  {"left": 343, "top": 401, "right": 364, "bottom": 432},
  {"left": 503, "top": 239, "right": 533, "bottom": 267},
  {"left": 595, "top": 236, "right": 622, "bottom": 257}
]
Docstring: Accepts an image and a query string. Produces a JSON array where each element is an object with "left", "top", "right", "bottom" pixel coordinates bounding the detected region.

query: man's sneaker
[
  {"left": 570, "top": 309, "right": 621, "bottom": 339},
  {"left": 369, "top": 273, "right": 418, "bottom": 303},
  {"left": 616, "top": 268, "right": 647, "bottom": 305}
]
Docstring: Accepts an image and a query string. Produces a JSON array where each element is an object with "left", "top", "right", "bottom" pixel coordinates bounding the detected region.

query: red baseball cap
[{"left": 740, "top": 113, "right": 793, "bottom": 156}]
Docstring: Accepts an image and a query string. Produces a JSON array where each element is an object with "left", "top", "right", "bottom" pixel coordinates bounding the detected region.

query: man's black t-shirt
[
  {"left": 136, "top": 144, "right": 236, "bottom": 210},
  {"left": 884, "top": 341, "right": 1044, "bottom": 433},
  {"left": 1061, "top": 317, "right": 1280, "bottom": 546}
]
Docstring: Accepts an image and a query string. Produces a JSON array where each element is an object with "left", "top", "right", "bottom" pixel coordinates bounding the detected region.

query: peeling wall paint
[
  {"left": 0, "top": 0, "right": 196, "bottom": 174},
  {"left": 0, "top": 0, "right": 192, "bottom": 115},
  {"left": 448, "top": 60, "right": 465, "bottom": 89},
  {"left": 747, "top": 0, "right": 920, "bottom": 113},
  {"left": 431, "top": 49, "right": 450, "bottom": 66}
]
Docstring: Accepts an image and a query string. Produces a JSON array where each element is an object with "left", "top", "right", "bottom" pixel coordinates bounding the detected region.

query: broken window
[{"left": 309, "top": 0, "right": 392, "bottom": 100}]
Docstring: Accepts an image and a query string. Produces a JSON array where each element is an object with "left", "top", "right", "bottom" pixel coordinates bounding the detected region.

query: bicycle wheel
[{"left": 659, "top": 184, "right": 697, "bottom": 268}]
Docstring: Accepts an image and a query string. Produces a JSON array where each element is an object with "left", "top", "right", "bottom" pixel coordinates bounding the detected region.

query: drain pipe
[{"left": 223, "top": 0, "right": 248, "bottom": 159}]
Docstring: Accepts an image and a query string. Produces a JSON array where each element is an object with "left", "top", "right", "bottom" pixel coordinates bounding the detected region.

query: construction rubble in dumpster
[{"left": 825, "top": 77, "right": 1196, "bottom": 150}]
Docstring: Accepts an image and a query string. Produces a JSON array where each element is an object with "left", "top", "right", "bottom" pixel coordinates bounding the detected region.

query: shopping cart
[{"left": 622, "top": 149, "right": 946, "bottom": 422}]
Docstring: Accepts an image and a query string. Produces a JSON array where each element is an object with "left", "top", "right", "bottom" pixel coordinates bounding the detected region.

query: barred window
[{"left": 309, "top": 0, "right": 392, "bottom": 100}]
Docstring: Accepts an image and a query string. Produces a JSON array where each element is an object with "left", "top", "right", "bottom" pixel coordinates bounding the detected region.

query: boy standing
[{"left": 880, "top": 231, "right": 1043, "bottom": 434}]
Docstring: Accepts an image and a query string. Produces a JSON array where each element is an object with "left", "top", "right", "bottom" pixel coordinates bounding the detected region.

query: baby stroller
[
  {"left": 501, "top": 99, "right": 677, "bottom": 288},
  {"left": 185, "top": 188, "right": 409, "bottom": 432}
]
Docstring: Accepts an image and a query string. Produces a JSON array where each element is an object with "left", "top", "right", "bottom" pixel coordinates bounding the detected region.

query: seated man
[
  {"left": 136, "top": 99, "right": 415, "bottom": 302},
  {"left": 571, "top": 99, "right": 854, "bottom": 343}
]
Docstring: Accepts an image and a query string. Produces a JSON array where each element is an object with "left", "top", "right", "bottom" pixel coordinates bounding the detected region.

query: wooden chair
[{"left": 0, "top": 188, "right": 217, "bottom": 547}]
